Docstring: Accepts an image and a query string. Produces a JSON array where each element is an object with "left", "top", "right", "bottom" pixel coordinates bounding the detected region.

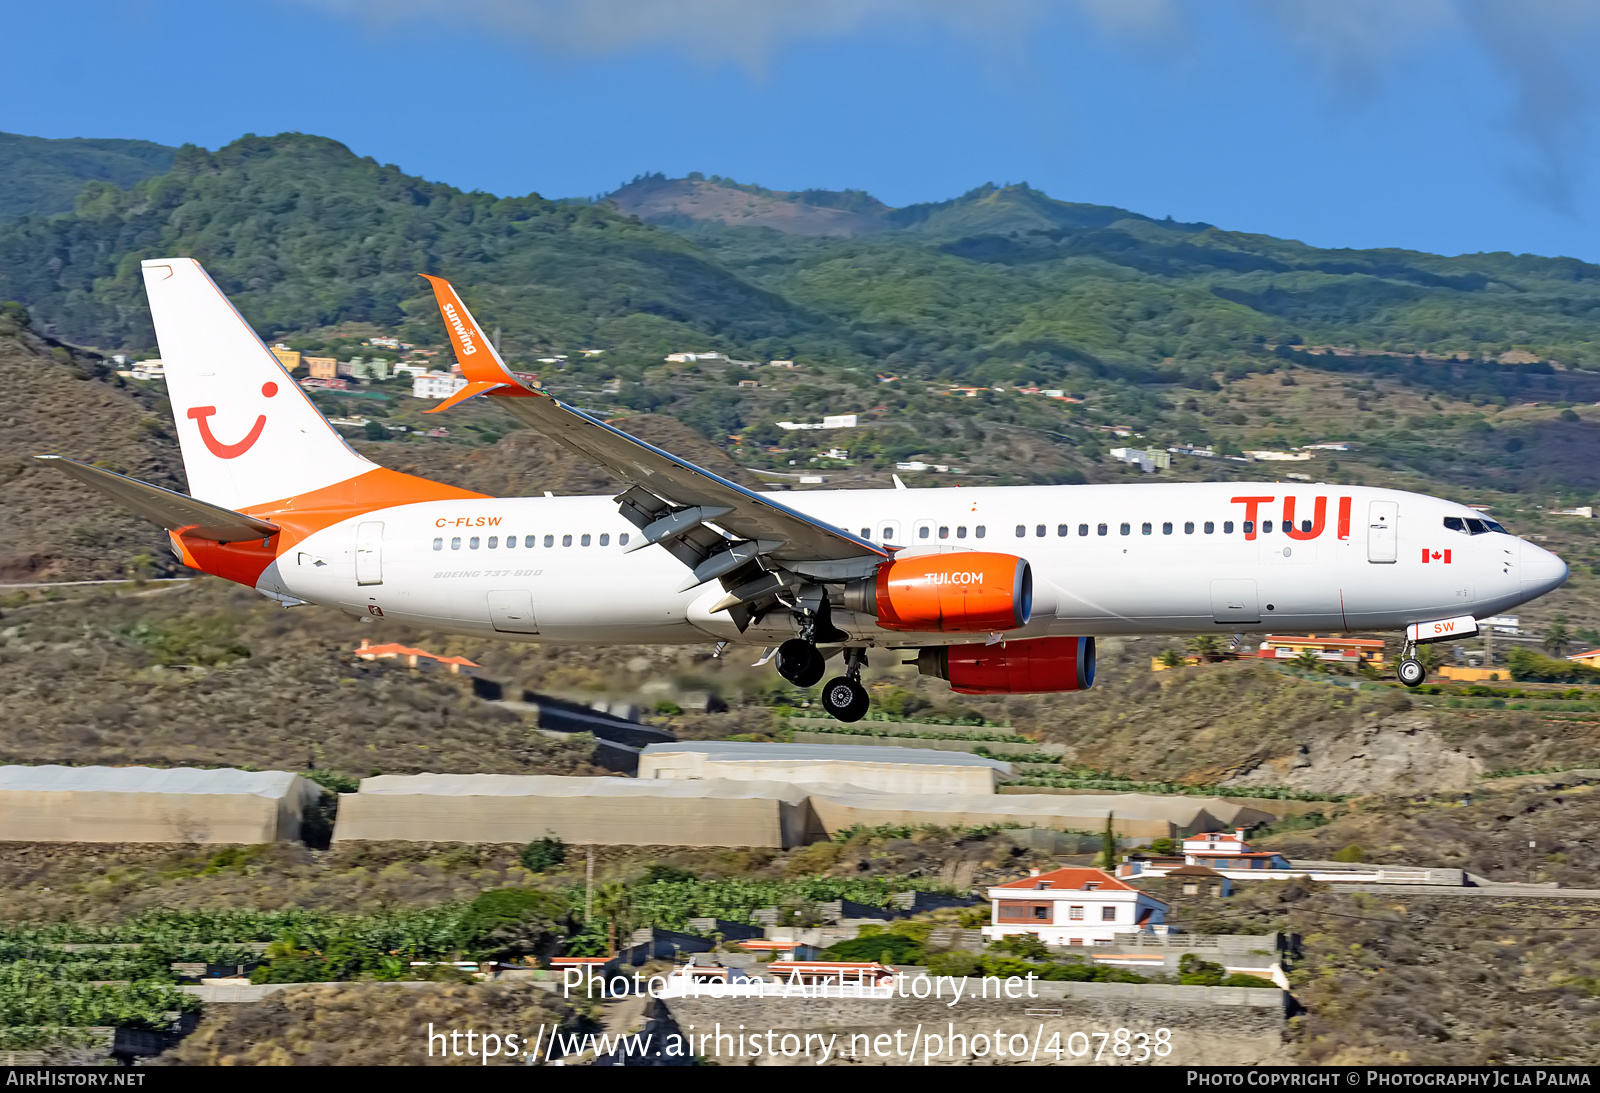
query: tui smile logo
[{"left": 188, "top": 381, "right": 277, "bottom": 459}]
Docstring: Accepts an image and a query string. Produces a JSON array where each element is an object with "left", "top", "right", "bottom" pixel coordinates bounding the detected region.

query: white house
[
  {"left": 412, "top": 371, "right": 467, "bottom": 399},
  {"left": 984, "top": 867, "right": 1168, "bottom": 947}
]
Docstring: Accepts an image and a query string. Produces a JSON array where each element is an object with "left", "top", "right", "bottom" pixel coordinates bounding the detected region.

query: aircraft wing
[
  {"left": 36, "top": 455, "right": 280, "bottom": 542},
  {"left": 418, "top": 275, "right": 887, "bottom": 586}
]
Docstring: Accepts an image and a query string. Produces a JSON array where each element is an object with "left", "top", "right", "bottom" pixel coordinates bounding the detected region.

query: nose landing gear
[
  {"left": 821, "top": 648, "right": 870, "bottom": 723},
  {"left": 1396, "top": 639, "right": 1427, "bottom": 688}
]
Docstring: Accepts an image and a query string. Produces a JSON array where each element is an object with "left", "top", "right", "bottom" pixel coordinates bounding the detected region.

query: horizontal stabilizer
[{"left": 35, "top": 455, "right": 279, "bottom": 542}]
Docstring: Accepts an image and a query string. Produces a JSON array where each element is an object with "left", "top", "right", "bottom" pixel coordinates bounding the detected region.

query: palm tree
[
  {"left": 1185, "top": 635, "right": 1224, "bottom": 662},
  {"left": 1290, "top": 650, "right": 1322, "bottom": 673},
  {"left": 1158, "top": 648, "right": 1185, "bottom": 668},
  {"left": 1544, "top": 616, "right": 1571, "bottom": 659}
]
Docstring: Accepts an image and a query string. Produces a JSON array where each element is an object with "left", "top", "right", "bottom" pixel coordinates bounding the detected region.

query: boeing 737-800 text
[{"left": 37, "top": 259, "right": 1569, "bottom": 721}]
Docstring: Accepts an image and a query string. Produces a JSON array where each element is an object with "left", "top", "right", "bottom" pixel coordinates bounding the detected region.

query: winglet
[{"left": 418, "top": 274, "right": 538, "bottom": 396}]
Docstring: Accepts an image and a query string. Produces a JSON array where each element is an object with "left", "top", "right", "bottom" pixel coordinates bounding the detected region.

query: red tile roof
[
  {"left": 993, "top": 867, "right": 1136, "bottom": 892},
  {"left": 354, "top": 642, "right": 481, "bottom": 668}
]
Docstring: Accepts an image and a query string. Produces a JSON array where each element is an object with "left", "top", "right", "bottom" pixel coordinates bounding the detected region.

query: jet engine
[
  {"left": 916, "top": 636, "right": 1096, "bottom": 694},
  {"left": 840, "top": 552, "right": 1031, "bottom": 633}
]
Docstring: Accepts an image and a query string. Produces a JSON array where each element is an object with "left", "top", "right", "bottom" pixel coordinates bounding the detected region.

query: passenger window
[
  {"left": 620, "top": 533, "right": 630, "bottom": 545},
  {"left": 469, "top": 536, "right": 480, "bottom": 549},
  {"left": 562, "top": 534, "right": 573, "bottom": 547},
  {"left": 1036, "top": 524, "right": 1046, "bottom": 537},
  {"left": 432, "top": 537, "right": 443, "bottom": 551},
  {"left": 600, "top": 533, "right": 610, "bottom": 546},
  {"left": 921, "top": 526, "right": 932, "bottom": 539},
  {"left": 939, "top": 526, "right": 950, "bottom": 539},
  {"left": 451, "top": 537, "right": 461, "bottom": 550},
  {"left": 581, "top": 533, "right": 591, "bottom": 546},
  {"left": 544, "top": 534, "right": 554, "bottom": 547},
  {"left": 976, "top": 526, "right": 986, "bottom": 538},
  {"left": 881, "top": 526, "right": 894, "bottom": 540},
  {"left": 1097, "top": 523, "right": 1108, "bottom": 536},
  {"left": 1204, "top": 521, "right": 1214, "bottom": 534},
  {"left": 1120, "top": 523, "right": 1131, "bottom": 536},
  {"left": 1263, "top": 521, "right": 1273, "bottom": 533},
  {"left": 1079, "top": 524, "right": 1089, "bottom": 537},
  {"left": 1301, "top": 520, "right": 1313, "bottom": 532},
  {"left": 956, "top": 526, "right": 967, "bottom": 539},
  {"left": 1224, "top": 521, "right": 1234, "bottom": 534},
  {"left": 1015, "top": 525, "right": 1025, "bottom": 538},
  {"left": 1184, "top": 522, "right": 1194, "bottom": 534},
  {"left": 488, "top": 536, "right": 498, "bottom": 549},
  {"left": 1142, "top": 522, "right": 1152, "bottom": 535},
  {"left": 506, "top": 536, "right": 516, "bottom": 549},
  {"left": 1057, "top": 524, "right": 1068, "bottom": 537},
  {"left": 525, "top": 535, "right": 535, "bottom": 548},
  {"left": 1163, "top": 522, "right": 1173, "bottom": 535},
  {"left": 1243, "top": 521, "right": 1254, "bottom": 534},
  {"left": 861, "top": 527, "right": 870, "bottom": 538}
]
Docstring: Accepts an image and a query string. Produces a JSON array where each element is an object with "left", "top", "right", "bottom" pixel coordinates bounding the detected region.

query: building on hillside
[
  {"left": 1257, "top": 634, "right": 1387, "bottom": 668},
  {"left": 1567, "top": 648, "right": 1600, "bottom": 669},
  {"left": 412, "top": 371, "right": 468, "bottom": 399},
  {"left": 354, "top": 638, "right": 479, "bottom": 675},
  {"left": 305, "top": 356, "right": 338, "bottom": 380},
  {"left": 1167, "top": 864, "right": 1233, "bottom": 897},
  {"left": 270, "top": 346, "right": 301, "bottom": 373},
  {"left": 337, "top": 357, "right": 358, "bottom": 378},
  {"left": 1243, "top": 450, "right": 1311, "bottom": 462},
  {"left": 1109, "top": 447, "right": 1170, "bottom": 473},
  {"left": 299, "top": 376, "right": 349, "bottom": 390},
  {"left": 639, "top": 741, "right": 1013, "bottom": 795},
  {"left": 984, "top": 867, "right": 1169, "bottom": 946}
]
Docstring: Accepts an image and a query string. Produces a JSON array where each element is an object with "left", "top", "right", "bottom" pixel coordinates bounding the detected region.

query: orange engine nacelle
[
  {"left": 917, "top": 636, "right": 1096, "bottom": 694},
  {"left": 841, "top": 552, "right": 1031, "bottom": 633}
]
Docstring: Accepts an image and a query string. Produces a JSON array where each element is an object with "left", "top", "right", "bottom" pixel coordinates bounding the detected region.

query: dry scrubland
[{"left": 1146, "top": 879, "right": 1600, "bottom": 1066}]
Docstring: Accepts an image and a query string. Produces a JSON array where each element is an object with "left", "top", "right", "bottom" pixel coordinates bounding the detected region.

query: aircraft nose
[{"left": 1520, "top": 540, "right": 1569, "bottom": 597}]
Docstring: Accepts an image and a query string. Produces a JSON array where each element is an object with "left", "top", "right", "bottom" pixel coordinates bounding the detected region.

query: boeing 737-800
[{"left": 37, "top": 258, "right": 1569, "bottom": 721}]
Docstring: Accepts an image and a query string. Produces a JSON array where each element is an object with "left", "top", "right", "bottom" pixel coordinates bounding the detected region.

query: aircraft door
[
  {"left": 354, "top": 521, "right": 384, "bottom": 585},
  {"left": 1210, "top": 579, "right": 1259, "bottom": 624},
  {"left": 1367, "top": 501, "right": 1398, "bottom": 564},
  {"left": 487, "top": 590, "right": 540, "bottom": 634}
]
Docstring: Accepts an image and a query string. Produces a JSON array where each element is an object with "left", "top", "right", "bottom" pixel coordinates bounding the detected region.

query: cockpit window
[{"left": 1446, "top": 515, "right": 1499, "bottom": 535}]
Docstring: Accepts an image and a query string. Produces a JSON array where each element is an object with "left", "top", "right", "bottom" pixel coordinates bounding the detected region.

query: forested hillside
[{"left": 0, "top": 131, "right": 174, "bottom": 221}]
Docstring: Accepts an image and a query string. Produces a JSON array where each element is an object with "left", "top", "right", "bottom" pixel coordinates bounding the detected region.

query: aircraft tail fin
[{"left": 140, "top": 258, "right": 376, "bottom": 512}]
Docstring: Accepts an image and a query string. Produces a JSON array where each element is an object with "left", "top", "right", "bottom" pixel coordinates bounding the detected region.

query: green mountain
[
  {"left": 0, "top": 135, "right": 816, "bottom": 359},
  {"left": 8, "top": 135, "right": 1600, "bottom": 504},
  {"left": 0, "top": 131, "right": 175, "bottom": 220}
]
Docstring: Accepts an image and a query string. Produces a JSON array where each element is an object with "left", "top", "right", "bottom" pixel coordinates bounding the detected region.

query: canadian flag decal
[{"left": 1422, "top": 548, "right": 1453, "bottom": 564}]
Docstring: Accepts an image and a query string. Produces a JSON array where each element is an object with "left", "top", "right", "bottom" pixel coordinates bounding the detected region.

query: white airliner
[{"left": 38, "top": 259, "right": 1569, "bottom": 721}]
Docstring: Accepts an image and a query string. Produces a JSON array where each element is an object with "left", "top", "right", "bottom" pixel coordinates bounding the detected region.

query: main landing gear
[
  {"left": 821, "top": 648, "right": 870, "bottom": 723},
  {"left": 1396, "top": 640, "right": 1427, "bottom": 688},
  {"left": 775, "top": 638, "right": 826, "bottom": 688}
]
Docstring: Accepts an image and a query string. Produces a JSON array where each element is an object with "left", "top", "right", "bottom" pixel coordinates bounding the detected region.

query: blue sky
[{"left": 8, "top": 0, "right": 1600, "bottom": 261}]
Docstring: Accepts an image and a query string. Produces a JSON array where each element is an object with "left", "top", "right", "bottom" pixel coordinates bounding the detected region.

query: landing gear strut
[
  {"left": 821, "top": 648, "right": 870, "bottom": 723},
  {"left": 1396, "top": 640, "right": 1427, "bottom": 688}
]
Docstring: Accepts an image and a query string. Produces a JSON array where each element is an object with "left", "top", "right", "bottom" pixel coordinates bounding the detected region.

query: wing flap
[{"left": 36, "top": 455, "right": 279, "bottom": 542}]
